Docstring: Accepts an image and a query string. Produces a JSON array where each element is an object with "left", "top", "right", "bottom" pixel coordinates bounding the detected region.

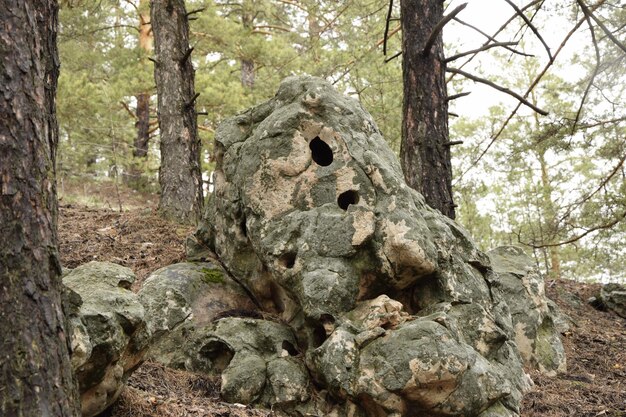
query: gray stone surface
[
  {"left": 600, "top": 283, "right": 626, "bottom": 318},
  {"left": 138, "top": 262, "right": 257, "bottom": 368},
  {"left": 63, "top": 261, "right": 150, "bottom": 417},
  {"left": 179, "top": 76, "right": 563, "bottom": 416},
  {"left": 488, "top": 246, "right": 567, "bottom": 376}
]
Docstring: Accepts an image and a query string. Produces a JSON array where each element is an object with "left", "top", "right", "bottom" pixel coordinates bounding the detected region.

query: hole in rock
[
  {"left": 309, "top": 137, "right": 333, "bottom": 166},
  {"left": 279, "top": 252, "right": 297, "bottom": 269},
  {"left": 239, "top": 217, "right": 247, "bottom": 238},
  {"left": 199, "top": 340, "right": 234, "bottom": 374},
  {"left": 319, "top": 313, "right": 336, "bottom": 325},
  {"left": 282, "top": 340, "right": 300, "bottom": 356},
  {"left": 337, "top": 190, "right": 359, "bottom": 210},
  {"left": 311, "top": 322, "right": 329, "bottom": 348}
]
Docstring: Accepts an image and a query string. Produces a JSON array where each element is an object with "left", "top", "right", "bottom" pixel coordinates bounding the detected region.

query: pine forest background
[{"left": 57, "top": 0, "right": 626, "bottom": 283}]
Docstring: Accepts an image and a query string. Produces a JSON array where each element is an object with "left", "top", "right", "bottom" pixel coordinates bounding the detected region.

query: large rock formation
[
  {"left": 63, "top": 262, "right": 151, "bottom": 417},
  {"left": 164, "top": 76, "right": 565, "bottom": 416}
]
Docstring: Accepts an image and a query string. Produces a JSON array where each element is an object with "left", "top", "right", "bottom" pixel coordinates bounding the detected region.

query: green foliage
[{"left": 57, "top": 0, "right": 625, "bottom": 282}]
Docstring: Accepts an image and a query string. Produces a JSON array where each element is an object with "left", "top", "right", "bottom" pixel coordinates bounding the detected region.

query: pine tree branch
[
  {"left": 422, "top": 3, "right": 467, "bottom": 55},
  {"left": 383, "top": 0, "right": 394, "bottom": 55},
  {"left": 521, "top": 208, "right": 626, "bottom": 248},
  {"left": 384, "top": 51, "right": 402, "bottom": 63},
  {"left": 446, "top": 67, "right": 548, "bottom": 115},
  {"left": 445, "top": 42, "right": 518, "bottom": 63},
  {"left": 120, "top": 101, "right": 137, "bottom": 120},
  {"left": 577, "top": 0, "right": 626, "bottom": 53},
  {"left": 377, "top": 25, "right": 401, "bottom": 47},
  {"left": 504, "top": 0, "right": 553, "bottom": 60},
  {"left": 446, "top": 91, "right": 471, "bottom": 101},
  {"left": 452, "top": 17, "right": 533, "bottom": 57},
  {"left": 185, "top": 92, "right": 200, "bottom": 108},
  {"left": 186, "top": 7, "right": 206, "bottom": 17},
  {"left": 180, "top": 47, "right": 194, "bottom": 64},
  {"left": 453, "top": 0, "right": 608, "bottom": 185},
  {"left": 447, "top": 0, "right": 544, "bottom": 83},
  {"left": 571, "top": 14, "right": 601, "bottom": 134}
]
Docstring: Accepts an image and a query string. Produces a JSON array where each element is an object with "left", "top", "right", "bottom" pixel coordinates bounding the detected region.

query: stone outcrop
[
  {"left": 63, "top": 262, "right": 151, "bottom": 417},
  {"left": 600, "top": 283, "right": 626, "bottom": 318},
  {"left": 488, "top": 246, "right": 566, "bottom": 376},
  {"left": 162, "top": 76, "right": 567, "bottom": 416}
]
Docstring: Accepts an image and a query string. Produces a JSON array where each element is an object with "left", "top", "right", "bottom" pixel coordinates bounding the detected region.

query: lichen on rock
[{"left": 171, "top": 76, "right": 565, "bottom": 416}]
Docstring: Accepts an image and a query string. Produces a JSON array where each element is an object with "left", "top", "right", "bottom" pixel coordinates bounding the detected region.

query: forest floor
[{"left": 57, "top": 182, "right": 626, "bottom": 417}]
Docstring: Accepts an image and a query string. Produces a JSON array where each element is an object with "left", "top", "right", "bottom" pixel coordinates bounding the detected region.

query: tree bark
[
  {"left": 240, "top": 9, "right": 255, "bottom": 88},
  {"left": 0, "top": 1, "right": 80, "bottom": 415},
  {"left": 400, "top": 0, "right": 455, "bottom": 219},
  {"left": 133, "top": 92, "right": 151, "bottom": 158},
  {"left": 127, "top": 1, "right": 153, "bottom": 190},
  {"left": 152, "top": 0, "right": 204, "bottom": 224}
]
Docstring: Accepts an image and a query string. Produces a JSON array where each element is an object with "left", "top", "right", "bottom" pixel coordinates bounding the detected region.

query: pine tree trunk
[
  {"left": 241, "top": 10, "right": 255, "bottom": 89},
  {"left": 152, "top": 0, "right": 204, "bottom": 224},
  {"left": 400, "top": 0, "right": 455, "bottom": 219},
  {"left": 127, "top": 1, "right": 153, "bottom": 190},
  {"left": 133, "top": 92, "right": 151, "bottom": 158},
  {"left": 0, "top": 1, "right": 80, "bottom": 415}
]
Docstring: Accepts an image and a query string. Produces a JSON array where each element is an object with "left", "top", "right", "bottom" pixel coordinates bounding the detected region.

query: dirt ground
[{"left": 57, "top": 196, "right": 625, "bottom": 417}]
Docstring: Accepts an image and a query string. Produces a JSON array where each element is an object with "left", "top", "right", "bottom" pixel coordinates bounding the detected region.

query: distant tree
[
  {"left": 0, "top": 0, "right": 79, "bottom": 415},
  {"left": 152, "top": 0, "right": 203, "bottom": 224}
]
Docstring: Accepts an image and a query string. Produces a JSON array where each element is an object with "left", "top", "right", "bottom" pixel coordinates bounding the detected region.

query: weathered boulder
[
  {"left": 63, "top": 261, "right": 150, "bottom": 417},
  {"left": 182, "top": 76, "right": 562, "bottom": 416},
  {"left": 600, "top": 283, "right": 626, "bottom": 318},
  {"left": 137, "top": 262, "right": 257, "bottom": 368},
  {"left": 488, "top": 246, "right": 566, "bottom": 376}
]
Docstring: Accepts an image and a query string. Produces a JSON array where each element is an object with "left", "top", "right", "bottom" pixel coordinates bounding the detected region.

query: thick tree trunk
[
  {"left": 152, "top": 0, "right": 203, "bottom": 224},
  {"left": 0, "top": 1, "right": 80, "bottom": 415},
  {"left": 400, "top": 0, "right": 455, "bottom": 219}
]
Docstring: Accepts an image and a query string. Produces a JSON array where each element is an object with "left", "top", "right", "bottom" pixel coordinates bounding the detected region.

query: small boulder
[
  {"left": 63, "top": 261, "right": 150, "bottom": 417},
  {"left": 600, "top": 283, "right": 626, "bottom": 318},
  {"left": 138, "top": 262, "right": 258, "bottom": 368}
]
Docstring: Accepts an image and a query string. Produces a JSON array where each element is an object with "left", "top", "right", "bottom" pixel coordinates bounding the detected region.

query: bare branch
[
  {"left": 577, "top": 0, "right": 626, "bottom": 53},
  {"left": 446, "top": 91, "right": 471, "bottom": 101},
  {"left": 186, "top": 7, "right": 206, "bottom": 17},
  {"left": 383, "top": 0, "right": 394, "bottom": 55},
  {"left": 445, "top": 42, "right": 518, "bottom": 63},
  {"left": 377, "top": 25, "right": 401, "bottom": 47},
  {"left": 423, "top": 3, "right": 467, "bottom": 55},
  {"left": 447, "top": 0, "right": 544, "bottom": 82},
  {"left": 384, "top": 51, "right": 402, "bottom": 63},
  {"left": 522, "top": 208, "right": 626, "bottom": 248},
  {"left": 185, "top": 92, "right": 200, "bottom": 109},
  {"left": 571, "top": 14, "right": 601, "bottom": 134},
  {"left": 454, "top": 1, "right": 608, "bottom": 184},
  {"left": 447, "top": 67, "right": 548, "bottom": 115},
  {"left": 504, "top": 0, "right": 553, "bottom": 60},
  {"left": 120, "top": 101, "right": 137, "bottom": 120},
  {"left": 452, "top": 17, "right": 533, "bottom": 57},
  {"left": 558, "top": 152, "right": 626, "bottom": 224},
  {"left": 253, "top": 24, "right": 291, "bottom": 32}
]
